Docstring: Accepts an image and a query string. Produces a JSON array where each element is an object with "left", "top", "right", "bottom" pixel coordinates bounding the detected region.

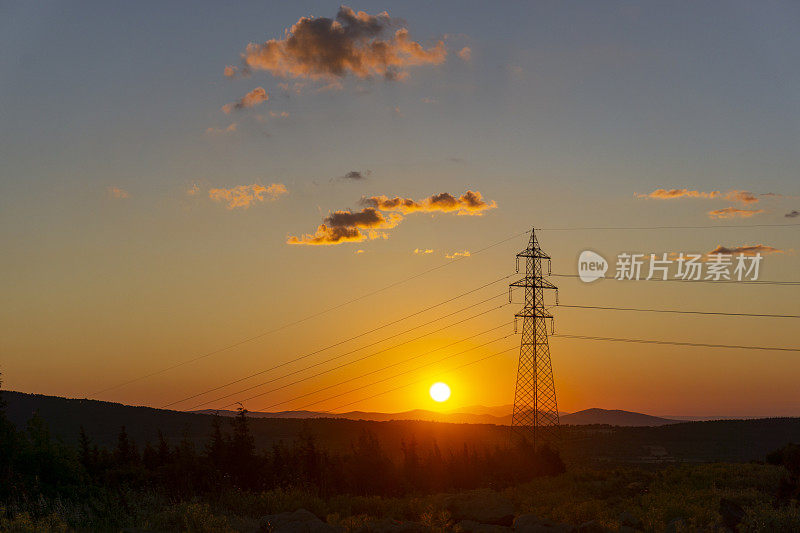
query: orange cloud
[
  {"left": 458, "top": 46, "right": 472, "bottom": 61},
  {"left": 221, "top": 87, "right": 269, "bottom": 113},
  {"left": 635, "top": 188, "right": 761, "bottom": 204},
  {"left": 414, "top": 248, "right": 434, "bottom": 255},
  {"left": 708, "top": 244, "right": 783, "bottom": 256},
  {"left": 446, "top": 250, "right": 471, "bottom": 259},
  {"left": 361, "top": 190, "right": 496, "bottom": 216},
  {"left": 707, "top": 207, "right": 765, "bottom": 219},
  {"left": 289, "top": 190, "right": 496, "bottom": 246},
  {"left": 209, "top": 183, "right": 287, "bottom": 209},
  {"left": 724, "top": 190, "right": 758, "bottom": 204},
  {"left": 107, "top": 186, "right": 130, "bottom": 199},
  {"left": 287, "top": 207, "right": 401, "bottom": 245},
  {"left": 237, "top": 6, "right": 446, "bottom": 82},
  {"left": 635, "top": 188, "right": 721, "bottom": 200},
  {"left": 205, "top": 123, "right": 237, "bottom": 135}
]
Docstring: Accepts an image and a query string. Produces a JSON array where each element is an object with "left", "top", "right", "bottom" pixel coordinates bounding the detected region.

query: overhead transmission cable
[
  {"left": 551, "top": 334, "right": 800, "bottom": 352},
  {"left": 241, "top": 332, "right": 516, "bottom": 413},
  {"left": 169, "top": 292, "right": 509, "bottom": 409},
  {"left": 238, "top": 323, "right": 514, "bottom": 413},
  {"left": 93, "top": 230, "right": 530, "bottom": 396}
]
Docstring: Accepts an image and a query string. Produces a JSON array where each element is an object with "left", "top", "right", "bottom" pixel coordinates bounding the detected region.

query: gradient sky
[{"left": 1, "top": 1, "right": 799, "bottom": 417}]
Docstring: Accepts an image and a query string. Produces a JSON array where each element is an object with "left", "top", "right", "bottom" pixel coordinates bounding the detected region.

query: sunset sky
[{"left": 1, "top": 1, "right": 799, "bottom": 418}]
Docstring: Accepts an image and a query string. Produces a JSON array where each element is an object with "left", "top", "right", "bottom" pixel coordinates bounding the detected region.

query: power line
[
  {"left": 289, "top": 333, "right": 800, "bottom": 414},
  {"left": 539, "top": 223, "right": 800, "bottom": 231},
  {"left": 171, "top": 294, "right": 509, "bottom": 409},
  {"left": 188, "top": 304, "right": 508, "bottom": 410},
  {"left": 556, "top": 304, "right": 800, "bottom": 319},
  {"left": 550, "top": 273, "right": 800, "bottom": 286},
  {"left": 241, "top": 332, "right": 515, "bottom": 413},
  {"left": 551, "top": 334, "right": 800, "bottom": 352},
  {"left": 246, "top": 323, "right": 514, "bottom": 413},
  {"left": 323, "top": 346, "right": 519, "bottom": 414},
  {"left": 93, "top": 230, "right": 531, "bottom": 397}
]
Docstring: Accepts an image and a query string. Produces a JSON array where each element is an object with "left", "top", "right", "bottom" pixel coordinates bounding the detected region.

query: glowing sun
[{"left": 429, "top": 382, "right": 451, "bottom": 402}]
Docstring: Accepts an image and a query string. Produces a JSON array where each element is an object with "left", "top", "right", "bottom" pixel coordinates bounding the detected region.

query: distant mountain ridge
[{"left": 195, "top": 406, "right": 681, "bottom": 427}]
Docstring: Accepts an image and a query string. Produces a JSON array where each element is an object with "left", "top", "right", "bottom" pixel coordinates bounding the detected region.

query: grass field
[{"left": 3, "top": 463, "right": 799, "bottom": 531}]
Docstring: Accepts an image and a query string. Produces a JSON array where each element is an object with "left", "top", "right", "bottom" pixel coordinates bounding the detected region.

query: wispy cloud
[
  {"left": 707, "top": 207, "right": 764, "bottom": 219},
  {"left": 107, "top": 186, "right": 130, "bottom": 199},
  {"left": 414, "top": 248, "right": 434, "bottom": 255},
  {"left": 361, "top": 190, "right": 496, "bottom": 216},
  {"left": 635, "top": 188, "right": 760, "bottom": 204},
  {"left": 785, "top": 210, "right": 799, "bottom": 218},
  {"left": 222, "top": 87, "right": 269, "bottom": 113},
  {"left": 208, "top": 183, "right": 287, "bottom": 209},
  {"left": 205, "top": 123, "right": 237, "bottom": 135},
  {"left": 233, "top": 6, "right": 446, "bottom": 83},
  {"left": 708, "top": 244, "right": 783, "bottom": 256}
]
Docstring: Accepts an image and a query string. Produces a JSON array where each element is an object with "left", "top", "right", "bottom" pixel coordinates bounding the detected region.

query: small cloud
[
  {"left": 785, "top": 210, "right": 799, "bottom": 218},
  {"left": 635, "top": 188, "right": 760, "bottom": 204},
  {"left": 107, "top": 186, "right": 130, "bottom": 199},
  {"left": 724, "top": 190, "right": 758, "bottom": 204},
  {"left": 337, "top": 170, "right": 371, "bottom": 181},
  {"left": 223, "top": 65, "right": 237, "bottom": 78},
  {"left": 445, "top": 250, "right": 470, "bottom": 259},
  {"left": 393, "top": 106, "right": 402, "bottom": 116},
  {"left": 205, "top": 123, "right": 237, "bottom": 135},
  {"left": 269, "top": 111, "right": 290, "bottom": 118},
  {"left": 355, "top": 249, "right": 365, "bottom": 254},
  {"left": 421, "top": 97, "right": 437, "bottom": 104},
  {"left": 414, "top": 248, "right": 434, "bottom": 255},
  {"left": 708, "top": 244, "right": 783, "bottom": 256},
  {"left": 707, "top": 207, "right": 765, "bottom": 219},
  {"left": 186, "top": 183, "right": 200, "bottom": 196},
  {"left": 209, "top": 183, "right": 288, "bottom": 209},
  {"left": 447, "top": 157, "right": 465, "bottom": 163},
  {"left": 457, "top": 46, "right": 471, "bottom": 61},
  {"left": 222, "top": 87, "right": 269, "bottom": 113}
]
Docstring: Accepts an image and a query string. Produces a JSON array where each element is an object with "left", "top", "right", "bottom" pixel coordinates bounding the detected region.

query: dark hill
[
  {"left": 4, "top": 391, "right": 800, "bottom": 464},
  {"left": 561, "top": 408, "right": 679, "bottom": 427}
]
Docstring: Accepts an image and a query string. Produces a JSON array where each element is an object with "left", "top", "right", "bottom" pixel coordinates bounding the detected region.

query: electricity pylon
[{"left": 509, "top": 228, "right": 559, "bottom": 449}]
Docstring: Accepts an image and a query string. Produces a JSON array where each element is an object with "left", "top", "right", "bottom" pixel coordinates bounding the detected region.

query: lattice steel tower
[{"left": 509, "top": 228, "right": 559, "bottom": 449}]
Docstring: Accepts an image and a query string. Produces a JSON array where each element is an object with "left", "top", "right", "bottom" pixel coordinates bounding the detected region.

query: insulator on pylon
[
  {"left": 555, "top": 289, "right": 559, "bottom": 305},
  {"left": 548, "top": 258, "right": 552, "bottom": 275},
  {"left": 515, "top": 256, "right": 520, "bottom": 273},
  {"left": 508, "top": 286, "right": 513, "bottom": 303},
  {"left": 550, "top": 318, "right": 555, "bottom": 335},
  {"left": 513, "top": 317, "right": 518, "bottom": 334}
]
